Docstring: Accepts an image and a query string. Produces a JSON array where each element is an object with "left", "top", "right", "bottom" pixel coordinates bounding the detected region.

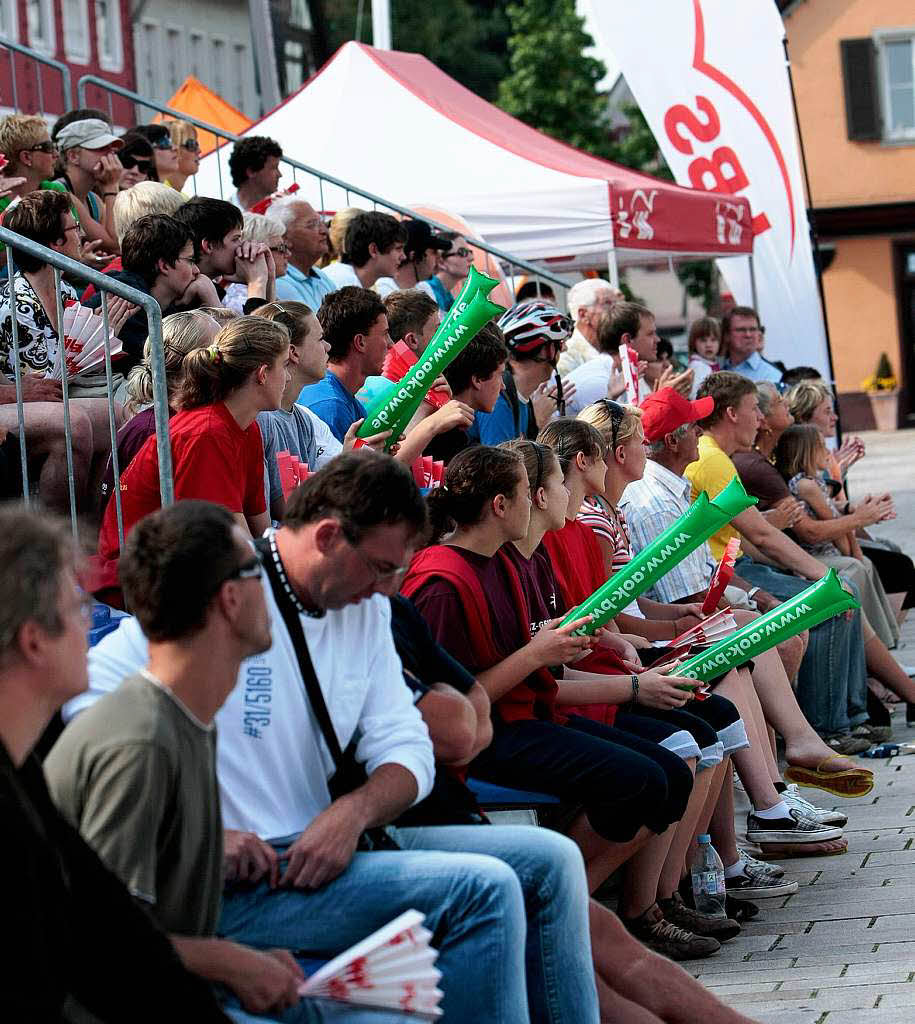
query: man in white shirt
[
  {"left": 323, "top": 212, "right": 406, "bottom": 290},
  {"left": 70, "top": 454, "right": 600, "bottom": 1023},
  {"left": 556, "top": 278, "right": 622, "bottom": 376}
]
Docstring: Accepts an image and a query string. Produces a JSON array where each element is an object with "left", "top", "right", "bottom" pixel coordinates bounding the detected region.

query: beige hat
[{"left": 55, "top": 118, "right": 122, "bottom": 152}]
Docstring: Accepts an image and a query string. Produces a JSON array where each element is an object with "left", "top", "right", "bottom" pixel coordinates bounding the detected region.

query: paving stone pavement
[{"left": 691, "top": 431, "right": 915, "bottom": 1023}]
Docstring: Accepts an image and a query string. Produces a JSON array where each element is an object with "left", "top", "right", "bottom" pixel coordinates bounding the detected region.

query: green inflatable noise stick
[
  {"left": 357, "top": 266, "right": 504, "bottom": 446},
  {"left": 674, "top": 569, "right": 859, "bottom": 685},
  {"left": 560, "top": 475, "right": 757, "bottom": 636}
]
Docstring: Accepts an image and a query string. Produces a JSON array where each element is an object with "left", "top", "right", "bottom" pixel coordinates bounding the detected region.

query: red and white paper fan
[
  {"left": 276, "top": 451, "right": 312, "bottom": 499},
  {"left": 701, "top": 537, "right": 741, "bottom": 615},
  {"left": 382, "top": 341, "right": 449, "bottom": 409},
  {"left": 298, "top": 909, "right": 442, "bottom": 1019},
  {"left": 618, "top": 342, "right": 643, "bottom": 405},
  {"left": 48, "top": 302, "right": 123, "bottom": 381}
]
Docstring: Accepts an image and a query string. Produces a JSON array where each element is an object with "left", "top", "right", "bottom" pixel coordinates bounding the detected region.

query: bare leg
[
  {"left": 708, "top": 780, "right": 740, "bottom": 866},
  {"left": 565, "top": 813, "right": 652, "bottom": 893},
  {"left": 596, "top": 975, "right": 663, "bottom": 1023},
  {"left": 776, "top": 629, "right": 807, "bottom": 683},
  {"left": 0, "top": 402, "right": 93, "bottom": 513},
  {"left": 658, "top": 759, "right": 722, "bottom": 898},
  {"left": 865, "top": 628, "right": 915, "bottom": 702},
  {"left": 589, "top": 900, "right": 758, "bottom": 1024}
]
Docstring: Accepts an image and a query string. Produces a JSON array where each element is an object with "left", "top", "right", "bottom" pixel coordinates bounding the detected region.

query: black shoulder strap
[
  {"left": 502, "top": 368, "right": 522, "bottom": 435},
  {"left": 254, "top": 537, "right": 344, "bottom": 768}
]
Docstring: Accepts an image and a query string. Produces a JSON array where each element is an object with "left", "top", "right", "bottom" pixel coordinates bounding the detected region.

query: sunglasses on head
[
  {"left": 597, "top": 399, "right": 626, "bottom": 450},
  {"left": 120, "top": 154, "right": 153, "bottom": 171}
]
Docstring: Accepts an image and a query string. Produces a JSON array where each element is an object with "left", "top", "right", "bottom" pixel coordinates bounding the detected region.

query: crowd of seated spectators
[{"left": 3, "top": 109, "right": 914, "bottom": 1024}]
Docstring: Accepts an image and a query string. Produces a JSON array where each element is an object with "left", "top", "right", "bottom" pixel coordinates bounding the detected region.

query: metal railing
[
  {"left": 0, "top": 35, "right": 73, "bottom": 114},
  {"left": 76, "top": 74, "right": 570, "bottom": 299},
  {"left": 0, "top": 225, "right": 172, "bottom": 546}
]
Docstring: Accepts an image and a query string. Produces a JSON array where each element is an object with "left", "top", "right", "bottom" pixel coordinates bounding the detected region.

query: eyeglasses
[
  {"left": 150, "top": 136, "right": 175, "bottom": 150},
  {"left": 218, "top": 557, "right": 264, "bottom": 586},
  {"left": 23, "top": 140, "right": 57, "bottom": 154},
  {"left": 270, "top": 243, "right": 291, "bottom": 255},
  {"left": 446, "top": 247, "right": 472, "bottom": 258},
  {"left": 175, "top": 255, "right": 198, "bottom": 267},
  {"left": 120, "top": 154, "right": 152, "bottom": 172},
  {"left": 730, "top": 326, "right": 760, "bottom": 335},
  {"left": 180, "top": 139, "right": 200, "bottom": 153},
  {"left": 349, "top": 540, "right": 409, "bottom": 582}
]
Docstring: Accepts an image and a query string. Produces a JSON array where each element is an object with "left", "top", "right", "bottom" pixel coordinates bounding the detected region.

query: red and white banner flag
[{"left": 583, "top": 0, "right": 830, "bottom": 379}]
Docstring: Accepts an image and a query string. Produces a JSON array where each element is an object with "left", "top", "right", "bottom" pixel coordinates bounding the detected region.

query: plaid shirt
[{"left": 620, "top": 459, "right": 717, "bottom": 603}]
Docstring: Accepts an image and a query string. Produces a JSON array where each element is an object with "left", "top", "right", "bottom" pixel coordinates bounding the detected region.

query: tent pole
[
  {"left": 372, "top": 0, "right": 392, "bottom": 49},
  {"left": 606, "top": 247, "right": 620, "bottom": 289},
  {"left": 748, "top": 253, "right": 759, "bottom": 311}
]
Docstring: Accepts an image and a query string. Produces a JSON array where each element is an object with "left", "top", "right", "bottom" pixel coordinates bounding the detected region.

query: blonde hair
[
  {"left": 114, "top": 181, "right": 186, "bottom": 246},
  {"left": 253, "top": 300, "right": 314, "bottom": 347},
  {"left": 0, "top": 114, "right": 48, "bottom": 173},
  {"left": 774, "top": 423, "right": 825, "bottom": 481},
  {"left": 786, "top": 380, "right": 832, "bottom": 425},
  {"left": 578, "top": 400, "right": 643, "bottom": 448},
  {"left": 327, "top": 206, "right": 365, "bottom": 262},
  {"left": 124, "top": 310, "right": 219, "bottom": 415},
  {"left": 242, "top": 211, "right": 285, "bottom": 245},
  {"left": 178, "top": 316, "right": 289, "bottom": 410},
  {"left": 161, "top": 119, "right": 197, "bottom": 149},
  {"left": 198, "top": 306, "right": 240, "bottom": 327}
]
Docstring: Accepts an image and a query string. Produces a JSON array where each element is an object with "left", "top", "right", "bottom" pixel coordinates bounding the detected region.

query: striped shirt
[
  {"left": 576, "top": 495, "right": 643, "bottom": 617},
  {"left": 620, "top": 459, "right": 717, "bottom": 604}
]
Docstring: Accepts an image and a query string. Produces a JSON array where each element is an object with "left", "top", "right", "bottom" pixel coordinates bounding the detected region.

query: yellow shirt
[{"left": 684, "top": 434, "right": 741, "bottom": 561}]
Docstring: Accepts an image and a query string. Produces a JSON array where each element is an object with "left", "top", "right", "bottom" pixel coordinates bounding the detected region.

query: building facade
[{"left": 784, "top": 0, "right": 915, "bottom": 428}]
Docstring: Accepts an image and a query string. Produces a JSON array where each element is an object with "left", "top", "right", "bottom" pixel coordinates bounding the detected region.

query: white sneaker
[
  {"left": 747, "top": 807, "right": 843, "bottom": 844},
  {"left": 740, "top": 852, "right": 785, "bottom": 880},
  {"left": 782, "top": 783, "right": 848, "bottom": 827}
]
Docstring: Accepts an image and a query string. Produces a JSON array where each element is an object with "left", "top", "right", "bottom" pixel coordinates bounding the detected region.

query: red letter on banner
[
  {"left": 664, "top": 96, "right": 720, "bottom": 155},
  {"left": 688, "top": 146, "right": 749, "bottom": 194}
]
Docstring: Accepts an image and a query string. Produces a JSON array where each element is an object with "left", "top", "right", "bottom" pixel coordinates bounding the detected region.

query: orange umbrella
[{"left": 153, "top": 75, "right": 252, "bottom": 157}]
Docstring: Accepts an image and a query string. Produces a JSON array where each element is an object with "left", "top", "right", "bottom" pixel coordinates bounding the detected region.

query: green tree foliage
[
  {"left": 314, "top": 0, "right": 509, "bottom": 101},
  {"left": 496, "top": 0, "right": 613, "bottom": 158}
]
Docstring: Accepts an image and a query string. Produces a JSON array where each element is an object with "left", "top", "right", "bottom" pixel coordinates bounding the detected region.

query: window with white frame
[
  {"left": 878, "top": 32, "right": 915, "bottom": 141},
  {"left": 0, "top": 0, "right": 19, "bottom": 41},
  {"left": 62, "top": 0, "right": 91, "bottom": 63},
  {"left": 95, "top": 0, "right": 124, "bottom": 72},
  {"left": 26, "top": 0, "right": 55, "bottom": 55}
]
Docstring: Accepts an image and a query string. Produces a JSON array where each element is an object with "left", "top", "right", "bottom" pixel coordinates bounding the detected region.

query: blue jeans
[
  {"left": 224, "top": 997, "right": 412, "bottom": 1023},
  {"left": 219, "top": 825, "right": 598, "bottom": 1024},
  {"left": 735, "top": 558, "right": 868, "bottom": 736}
]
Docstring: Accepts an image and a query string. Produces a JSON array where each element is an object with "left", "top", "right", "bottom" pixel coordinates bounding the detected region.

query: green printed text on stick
[
  {"left": 357, "top": 266, "right": 504, "bottom": 446},
  {"left": 674, "top": 569, "right": 859, "bottom": 685},
  {"left": 559, "top": 476, "right": 757, "bottom": 636}
]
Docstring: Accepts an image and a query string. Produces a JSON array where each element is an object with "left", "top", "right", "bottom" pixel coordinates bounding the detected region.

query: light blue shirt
[
  {"left": 724, "top": 351, "right": 783, "bottom": 384},
  {"left": 274, "top": 264, "right": 336, "bottom": 312},
  {"left": 298, "top": 370, "right": 366, "bottom": 443}
]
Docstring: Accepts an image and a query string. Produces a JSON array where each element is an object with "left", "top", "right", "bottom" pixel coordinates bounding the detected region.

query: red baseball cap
[{"left": 640, "top": 387, "right": 714, "bottom": 442}]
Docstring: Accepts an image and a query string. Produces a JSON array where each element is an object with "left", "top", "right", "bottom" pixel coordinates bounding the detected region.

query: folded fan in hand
[
  {"left": 701, "top": 537, "right": 740, "bottom": 615},
  {"left": 667, "top": 607, "right": 738, "bottom": 649},
  {"left": 382, "top": 342, "right": 449, "bottom": 409},
  {"left": 48, "top": 303, "right": 123, "bottom": 381},
  {"left": 411, "top": 456, "right": 444, "bottom": 490},
  {"left": 299, "top": 909, "right": 443, "bottom": 1019},
  {"left": 276, "top": 451, "right": 312, "bottom": 499}
]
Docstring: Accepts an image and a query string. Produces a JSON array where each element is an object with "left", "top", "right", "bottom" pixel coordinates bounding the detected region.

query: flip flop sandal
[
  {"left": 784, "top": 757, "right": 874, "bottom": 798},
  {"left": 754, "top": 838, "right": 848, "bottom": 859}
]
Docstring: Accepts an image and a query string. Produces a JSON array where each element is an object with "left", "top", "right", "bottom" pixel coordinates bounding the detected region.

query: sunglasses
[
  {"left": 180, "top": 139, "right": 200, "bottom": 153},
  {"left": 24, "top": 140, "right": 57, "bottom": 154},
  {"left": 446, "top": 247, "right": 472, "bottom": 258},
  {"left": 218, "top": 556, "right": 264, "bottom": 586},
  {"left": 120, "top": 154, "right": 153, "bottom": 172},
  {"left": 150, "top": 136, "right": 175, "bottom": 150},
  {"left": 597, "top": 399, "right": 626, "bottom": 450}
]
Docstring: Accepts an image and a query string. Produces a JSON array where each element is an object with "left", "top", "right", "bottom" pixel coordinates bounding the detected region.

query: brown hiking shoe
[
  {"left": 659, "top": 892, "right": 741, "bottom": 941},
  {"left": 621, "top": 902, "right": 720, "bottom": 960}
]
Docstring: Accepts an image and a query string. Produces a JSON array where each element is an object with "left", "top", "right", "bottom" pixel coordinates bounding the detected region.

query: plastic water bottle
[{"left": 690, "top": 834, "right": 726, "bottom": 918}]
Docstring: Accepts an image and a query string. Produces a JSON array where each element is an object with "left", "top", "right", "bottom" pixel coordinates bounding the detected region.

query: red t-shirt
[{"left": 94, "top": 403, "right": 266, "bottom": 590}]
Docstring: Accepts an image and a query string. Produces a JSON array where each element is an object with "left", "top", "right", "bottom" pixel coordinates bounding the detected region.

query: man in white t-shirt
[{"left": 69, "top": 454, "right": 600, "bottom": 1023}]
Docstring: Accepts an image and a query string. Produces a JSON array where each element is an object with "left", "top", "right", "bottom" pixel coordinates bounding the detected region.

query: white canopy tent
[{"left": 193, "top": 42, "right": 753, "bottom": 274}]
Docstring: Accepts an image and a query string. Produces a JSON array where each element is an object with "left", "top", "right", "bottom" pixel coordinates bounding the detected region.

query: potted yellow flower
[{"left": 861, "top": 353, "right": 899, "bottom": 431}]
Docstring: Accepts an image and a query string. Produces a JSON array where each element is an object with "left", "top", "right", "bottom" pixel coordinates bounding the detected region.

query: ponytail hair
[
  {"left": 125, "top": 309, "right": 219, "bottom": 416},
  {"left": 500, "top": 438, "right": 559, "bottom": 494},
  {"left": 176, "top": 316, "right": 290, "bottom": 411},
  {"left": 425, "top": 444, "right": 523, "bottom": 544},
  {"left": 536, "top": 417, "right": 606, "bottom": 475}
]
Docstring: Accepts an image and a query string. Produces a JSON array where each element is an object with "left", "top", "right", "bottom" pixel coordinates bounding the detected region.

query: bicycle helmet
[{"left": 497, "top": 301, "right": 572, "bottom": 357}]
